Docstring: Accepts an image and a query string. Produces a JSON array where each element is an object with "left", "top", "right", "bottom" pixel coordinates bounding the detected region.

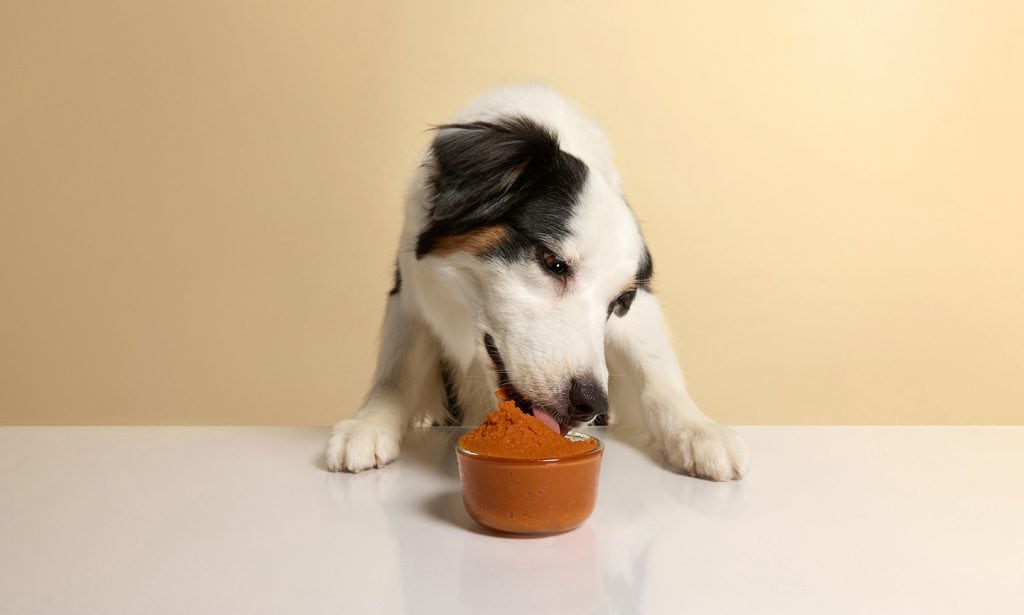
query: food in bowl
[
  {"left": 457, "top": 400, "right": 598, "bottom": 459},
  {"left": 456, "top": 400, "right": 603, "bottom": 535}
]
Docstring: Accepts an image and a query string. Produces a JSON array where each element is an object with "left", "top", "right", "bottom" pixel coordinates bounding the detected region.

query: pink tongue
[{"left": 533, "top": 408, "right": 568, "bottom": 436}]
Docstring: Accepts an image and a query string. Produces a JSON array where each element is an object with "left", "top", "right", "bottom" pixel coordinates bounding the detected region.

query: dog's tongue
[{"left": 532, "top": 408, "right": 568, "bottom": 436}]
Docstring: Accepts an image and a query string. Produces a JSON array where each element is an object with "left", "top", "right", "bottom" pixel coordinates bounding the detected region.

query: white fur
[{"left": 326, "top": 84, "right": 748, "bottom": 481}]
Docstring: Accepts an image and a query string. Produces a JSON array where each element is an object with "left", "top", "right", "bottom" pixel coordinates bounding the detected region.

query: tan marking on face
[{"left": 431, "top": 225, "right": 508, "bottom": 257}]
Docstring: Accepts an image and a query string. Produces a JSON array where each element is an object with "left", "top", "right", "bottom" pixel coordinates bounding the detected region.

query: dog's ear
[{"left": 426, "top": 118, "right": 568, "bottom": 225}]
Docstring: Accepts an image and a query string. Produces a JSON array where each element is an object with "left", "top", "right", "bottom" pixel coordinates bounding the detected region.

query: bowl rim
[{"left": 455, "top": 430, "right": 604, "bottom": 464}]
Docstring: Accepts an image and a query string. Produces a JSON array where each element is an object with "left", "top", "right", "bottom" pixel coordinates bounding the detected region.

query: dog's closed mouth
[{"left": 483, "top": 333, "right": 569, "bottom": 436}]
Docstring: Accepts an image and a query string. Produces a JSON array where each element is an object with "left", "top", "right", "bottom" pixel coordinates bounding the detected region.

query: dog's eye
[
  {"left": 541, "top": 250, "right": 569, "bottom": 276},
  {"left": 609, "top": 288, "right": 637, "bottom": 317}
]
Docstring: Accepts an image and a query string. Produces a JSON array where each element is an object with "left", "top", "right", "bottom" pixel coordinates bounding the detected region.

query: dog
[{"left": 326, "top": 84, "right": 747, "bottom": 481}]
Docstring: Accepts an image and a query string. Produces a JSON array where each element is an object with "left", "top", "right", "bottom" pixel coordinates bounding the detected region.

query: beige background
[{"left": 2, "top": 2, "right": 1022, "bottom": 425}]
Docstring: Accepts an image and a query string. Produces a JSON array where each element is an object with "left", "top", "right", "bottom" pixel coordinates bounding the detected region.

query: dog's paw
[
  {"left": 659, "top": 422, "right": 748, "bottom": 481},
  {"left": 325, "top": 419, "right": 400, "bottom": 473}
]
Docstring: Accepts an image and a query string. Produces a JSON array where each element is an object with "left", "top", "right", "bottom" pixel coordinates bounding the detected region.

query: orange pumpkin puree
[{"left": 458, "top": 400, "right": 597, "bottom": 459}]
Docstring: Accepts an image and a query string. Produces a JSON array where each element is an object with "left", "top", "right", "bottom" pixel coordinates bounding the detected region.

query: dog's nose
[{"left": 568, "top": 376, "right": 608, "bottom": 423}]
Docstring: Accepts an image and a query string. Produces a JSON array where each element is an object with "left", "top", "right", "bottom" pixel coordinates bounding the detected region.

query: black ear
[{"left": 426, "top": 117, "right": 566, "bottom": 225}]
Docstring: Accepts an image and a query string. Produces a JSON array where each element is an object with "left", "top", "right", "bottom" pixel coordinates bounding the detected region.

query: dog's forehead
[{"left": 561, "top": 174, "right": 644, "bottom": 282}]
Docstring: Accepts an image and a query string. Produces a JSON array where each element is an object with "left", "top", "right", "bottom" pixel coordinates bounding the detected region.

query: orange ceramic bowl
[{"left": 455, "top": 432, "right": 604, "bottom": 535}]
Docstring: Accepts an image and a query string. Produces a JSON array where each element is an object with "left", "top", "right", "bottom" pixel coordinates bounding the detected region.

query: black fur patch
[
  {"left": 440, "top": 358, "right": 463, "bottom": 426},
  {"left": 636, "top": 246, "right": 653, "bottom": 290},
  {"left": 388, "top": 264, "right": 401, "bottom": 296},
  {"left": 416, "top": 116, "right": 588, "bottom": 261}
]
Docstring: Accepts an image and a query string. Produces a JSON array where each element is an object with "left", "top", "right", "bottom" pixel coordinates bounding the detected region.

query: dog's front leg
[
  {"left": 606, "top": 290, "right": 748, "bottom": 480},
  {"left": 325, "top": 293, "right": 440, "bottom": 472}
]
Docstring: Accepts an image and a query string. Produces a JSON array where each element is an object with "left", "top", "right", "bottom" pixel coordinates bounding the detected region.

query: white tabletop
[{"left": 1, "top": 426, "right": 1021, "bottom": 614}]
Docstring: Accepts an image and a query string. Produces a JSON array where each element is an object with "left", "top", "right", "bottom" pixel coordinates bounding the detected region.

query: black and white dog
[{"left": 326, "top": 85, "right": 747, "bottom": 481}]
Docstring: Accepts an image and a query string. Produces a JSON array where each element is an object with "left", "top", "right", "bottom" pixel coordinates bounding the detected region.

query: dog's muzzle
[{"left": 483, "top": 333, "right": 608, "bottom": 427}]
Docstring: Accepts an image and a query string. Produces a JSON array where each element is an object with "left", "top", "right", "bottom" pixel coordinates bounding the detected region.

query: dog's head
[{"left": 412, "top": 115, "right": 650, "bottom": 432}]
